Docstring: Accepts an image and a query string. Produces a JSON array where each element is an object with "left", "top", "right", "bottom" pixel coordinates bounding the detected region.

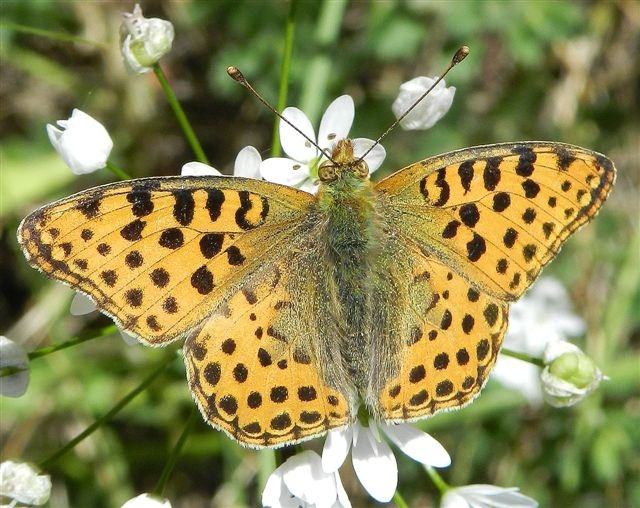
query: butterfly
[{"left": 18, "top": 138, "right": 615, "bottom": 448}]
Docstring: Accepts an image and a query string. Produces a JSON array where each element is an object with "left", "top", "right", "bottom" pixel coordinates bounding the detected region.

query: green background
[{"left": 1, "top": 1, "right": 638, "bottom": 507}]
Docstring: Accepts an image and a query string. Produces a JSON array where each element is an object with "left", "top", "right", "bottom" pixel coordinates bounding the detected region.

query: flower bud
[
  {"left": 541, "top": 341, "right": 605, "bottom": 407},
  {"left": 121, "top": 4, "right": 174, "bottom": 74},
  {"left": 392, "top": 76, "right": 455, "bottom": 130},
  {"left": 46, "top": 109, "right": 113, "bottom": 175},
  {"left": 0, "top": 460, "right": 51, "bottom": 505}
]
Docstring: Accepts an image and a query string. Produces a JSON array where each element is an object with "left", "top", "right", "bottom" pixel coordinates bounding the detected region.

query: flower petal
[
  {"left": 282, "top": 451, "right": 337, "bottom": 506},
  {"left": 351, "top": 426, "right": 397, "bottom": 502},
  {"left": 392, "top": 77, "right": 455, "bottom": 130},
  {"left": 318, "top": 95, "right": 354, "bottom": 150},
  {"left": 280, "top": 107, "right": 317, "bottom": 162},
  {"left": 47, "top": 109, "right": 113, "bottom": 175},
  {"left": 443, "top": 484, "right": 539, "bottom": 508},
  {"left": 70, "top": 292, "right": 97, "bottom": 315},
  {"left": 121, "top": 493, "right": 172, "bottom": 508},
  {"left": 234, "top": 146, "right": 262, "bottom": 179},
  {"left": 0, "top": 460, "right": 51, "bottom": 505},
  {"left": 0, "top": 337, "right": 29, "bottom": 398},
  {"left": 322, "top": 427, "right": 352, "bottom": 473},
  {"left": 119, "top": 328, "right": 140, "bottom": 346},
  {"left": 181, "top": 162, "right": 221, "bottom": 176},
  {"left": 262, "top": 464, "right": 298, "bottom": 508},
  {"left": 381, "top": 423, "right": 451, "bottom": 467},
  {"left": 260, "top": 157, "right": 311, "bottom": 187}
]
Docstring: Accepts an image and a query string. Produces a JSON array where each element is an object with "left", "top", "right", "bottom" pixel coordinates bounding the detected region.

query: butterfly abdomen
[{"left": 317, "top": 170, "right": 391, "bottom": 396}]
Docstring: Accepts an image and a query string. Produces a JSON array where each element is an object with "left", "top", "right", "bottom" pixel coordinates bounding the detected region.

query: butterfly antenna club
[{"left": 357, "top": 45, "right": 470, "bottom": 164}]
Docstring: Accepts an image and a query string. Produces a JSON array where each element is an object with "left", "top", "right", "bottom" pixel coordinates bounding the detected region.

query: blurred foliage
[{"left": 1, "top": 1, "right": 638, "bottom": 507}]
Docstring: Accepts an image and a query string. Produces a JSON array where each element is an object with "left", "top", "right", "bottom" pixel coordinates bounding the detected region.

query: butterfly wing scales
[
  {"left": 374, "top": 142, "right": 614, "bottom": 420},
  {"left": 18, "top": 176, "right": 315, "bottom": 345},
  {"left": 184, "top": 257, "right": 351, "bottom": 448},
  {"left": 376, "top": 142, "right": 615, "bottom": 301}
]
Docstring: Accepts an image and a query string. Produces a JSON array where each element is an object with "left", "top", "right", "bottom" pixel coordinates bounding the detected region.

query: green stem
[
  {"left": 152, "top": 64, "right": 209, "bottom": 164},
  {"left": 425, "top": 465, "right": 450, "bottom": 495},
  {"left": 501, "top": 348, "right": 545, "bottom": 367},
  {"left": 28, "top": 324, "right": 117, "bottom": 361},
  {"left": 0, "top": 21, "right": 108, "bottom": 49},
  {"left": 299, "top": 0, "right": 348, "bottom": 123},
  {"left": 393, "top": 490, "right": 410, "bottom": 508},
  {"left": 154, "top": 409, "right": 196, "bottom": 496},
  {"left": 106, "top": 160, "right": 131, "bottom": 180},
  {"left": 39, "top": 355, "right": 173, "bottom": 469},
  {"left": 271, "top": 0, "right": 298, "bottom": 157}
]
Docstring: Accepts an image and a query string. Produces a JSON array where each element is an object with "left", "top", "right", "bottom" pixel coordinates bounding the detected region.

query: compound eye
[
  {"left": 354, "top": 161, "right": 369, "bottom": 179},
  {"left": 318, "top": 162, "right": 338, "bottom": 182}
]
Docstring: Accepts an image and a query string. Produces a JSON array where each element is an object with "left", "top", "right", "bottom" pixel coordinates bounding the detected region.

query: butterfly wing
[
  {"left": 184, "top": 254, "right": 352, "bottom": 448},
  {"left": 18, "top": 175, "right": 353, "bottom": 446},
  {"left": 376, "top": 142, "right": 615, "bottom": 301},
  {"left": 17, "top": 176, "right": 315, "bottom": 345},
  {"left": 373, "top": 142, "right": 614, "bottom": 420}
]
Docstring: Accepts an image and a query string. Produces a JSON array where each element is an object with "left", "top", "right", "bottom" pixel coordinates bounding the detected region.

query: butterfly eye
[
  {"left": 318, "top": 161, "right": 338, "bottom": 182},
  {"left": 353, "top": 161, "right": 369, "bottom": 179}
]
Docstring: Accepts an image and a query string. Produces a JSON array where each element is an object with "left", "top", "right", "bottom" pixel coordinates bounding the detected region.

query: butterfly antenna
[
  {"left": 227, "top": 66, "right": 336, "bottom": 163},
  {"left": 357, "top": 46, "right": 470, "bottom": 164}
]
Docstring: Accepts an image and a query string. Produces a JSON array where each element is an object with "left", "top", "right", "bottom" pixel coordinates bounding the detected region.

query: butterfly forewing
[
  {"left": 18, "top": 176, "right": 314, "bottom": 345},
  {"left": 375, "top": 142, "right": 615, "bottom": 301}
]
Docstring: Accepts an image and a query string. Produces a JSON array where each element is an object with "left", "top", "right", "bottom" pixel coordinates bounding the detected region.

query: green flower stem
[
  {"left": 152, "top": 64, "right": 209, "bottom": 164},
  {"left": 271, "top": 0, "right": 298, "bottom": 157},
  {"left": 258, "top": 449, "right": 277, "bottom": 497},
  {"left": 501, "top": 347, "right": 545, "bottom": 367},
  {"left": 106, "top": 160, "right": 131, "bottom": 180},
  {"left": 393, "top": 490, "right": 409, "bottom": 508},
  {"left": 154, "top": 409, "right": 197, "bottom": 496},
  {"left": 299, "top": 0, "right": 348, "bottom": 123},
  {"left": 27, "top": 324, "right": 118, "bottom": 361},
  {"left": 425, "top": 465, "right": 450, "bottom": 495},
  {"left": 0, "top": 21, "right": 108, "bottom": 49},
  {"left": 39, "top": 354, "right": 174, "bottom": 469}
]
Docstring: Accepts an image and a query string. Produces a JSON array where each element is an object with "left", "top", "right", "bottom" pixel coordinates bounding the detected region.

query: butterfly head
[{"left": 318, "top": 138, "right": 369, "bottom": 183}]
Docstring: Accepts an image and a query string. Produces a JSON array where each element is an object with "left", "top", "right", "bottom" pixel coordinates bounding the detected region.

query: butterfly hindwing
[{"left": 184, "top": 256, "right": 352, "bottom": 448}]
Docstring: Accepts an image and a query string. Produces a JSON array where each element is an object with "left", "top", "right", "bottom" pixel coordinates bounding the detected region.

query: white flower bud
[
  {"left": 0, "top": 460, "right": 51, "bottom": 505},
  {"left": 392, "top": 76, "right": 455, "bottom": 130},
  {"left": 46, "top": 109, "right": 113, "bottom": 175},
  {"left": 541, "top": 341, "right": 606, "bottom": 407},
  {"left": 121, "top": 4, "right": 174, "bottom": 74}
]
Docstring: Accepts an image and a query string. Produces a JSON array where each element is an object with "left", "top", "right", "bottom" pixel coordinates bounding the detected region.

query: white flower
[
  {"left": 47, "top": 109, "right": 113, "bottom": 175},
  {"left": 441, "top": 484, "right": 538, "bottom": 508},
  {"left": 70, "top": 293, "right": 139, "bottom": 346},
  {"left": 262, "top": 450, "right": 350, "bottom": 508},
  {"left": 121, "top": 4, "right": 174, "bottom": 74},
  {"left": 541, "top": 341, "right": 606, "bottom": 407},
  {"left": 0, "top": 460, "right": 51, "bottom": 506},
  {"left": 121, "top": 493, "right": 172, "bottom": 508},
  {"left": 181, "top": 146, "right": 262, "bottom": 179},
  {"left": 0, "top": 336, "right": 29, "bottom": 397},
  {"left": 392, "top": 76, "right": 455, "bottom": 130},
  {"left": 260, "top": 95, "right": 386, "bottom": 193},
  {"left": 492, "top": 277, "right": 586, "bottom": 404},
  {"left": 322, "top": 422, "right": 450, "bottom": 503}
]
